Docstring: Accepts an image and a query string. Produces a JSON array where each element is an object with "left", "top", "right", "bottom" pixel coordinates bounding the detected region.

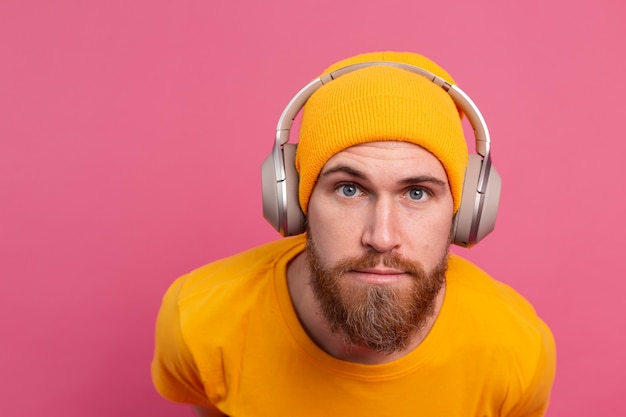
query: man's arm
[
  {"left": 192, "top": 405, "right": 227, "bottom": 417},
  {"left": 152, "top": 279, "right": 222, "bottom": 410}
]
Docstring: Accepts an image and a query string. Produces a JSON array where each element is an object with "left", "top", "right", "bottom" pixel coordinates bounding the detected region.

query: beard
[{"left": 306, "top": 232, "right": 448, "bottom": 354}]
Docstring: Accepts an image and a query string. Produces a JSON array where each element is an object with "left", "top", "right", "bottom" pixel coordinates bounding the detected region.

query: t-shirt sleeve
[
  {"left": 507, "top": 319, "right": 557, "bottom": 417},
  {"left": 151, "top": 277, "right": 214, "bottom": 407}
]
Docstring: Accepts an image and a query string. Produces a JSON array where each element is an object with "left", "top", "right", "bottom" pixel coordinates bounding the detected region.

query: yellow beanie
[{"left": 295, "top": 51, "right": 468, "bottom": 214}]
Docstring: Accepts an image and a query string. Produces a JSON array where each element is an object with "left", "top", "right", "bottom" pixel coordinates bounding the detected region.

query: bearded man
[{"left": 151, "top": 51, "right": 556, "bottom": 417}]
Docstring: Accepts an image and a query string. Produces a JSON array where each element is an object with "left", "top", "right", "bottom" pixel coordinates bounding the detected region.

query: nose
[{"left": 361, "top": 197, "right": 401, "bottom": 253}]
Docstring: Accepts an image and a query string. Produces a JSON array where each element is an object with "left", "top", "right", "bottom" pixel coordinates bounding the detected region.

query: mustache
[{"left": 320, "top": 251, "right": 428, "bottom": 280}]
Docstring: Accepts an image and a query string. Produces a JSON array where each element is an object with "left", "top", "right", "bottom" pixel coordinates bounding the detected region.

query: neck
[{"left": 286, "top": 251, "right": 446, "bottom": 365}]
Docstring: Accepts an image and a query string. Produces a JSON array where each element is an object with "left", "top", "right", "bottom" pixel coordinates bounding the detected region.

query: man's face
[{"left": 305, "top": 141, "right": 454, "bottom": 353}]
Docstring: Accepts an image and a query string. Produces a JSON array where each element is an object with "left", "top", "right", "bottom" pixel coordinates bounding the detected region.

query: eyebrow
[
  {"left": 321, "top": 165, "right": 367, "bottom": 179},
  {"left": 321, "top": 165, "right": 448, "bottom": 188}
]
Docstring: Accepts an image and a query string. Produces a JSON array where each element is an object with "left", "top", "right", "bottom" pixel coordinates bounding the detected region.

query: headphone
[{"left": 261, "top": 62, "right": 501, "bottom": 248}]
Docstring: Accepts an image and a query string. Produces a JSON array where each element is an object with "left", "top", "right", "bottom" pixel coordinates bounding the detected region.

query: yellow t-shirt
[{"left": 152, "top": 235, "right": 556, "bottom": 416}]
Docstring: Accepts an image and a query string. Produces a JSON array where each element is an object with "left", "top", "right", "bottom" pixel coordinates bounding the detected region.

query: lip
[
  {"left": 346, "top": 268, "right": 409, "bottom": 284},
  {"left": 354, "top": 268, "right": 405, "bottom": 275}
]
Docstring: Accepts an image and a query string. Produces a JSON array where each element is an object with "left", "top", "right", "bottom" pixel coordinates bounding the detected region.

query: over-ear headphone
[{"left": 261, "top": 62, "right": 501, "bottom": 247}]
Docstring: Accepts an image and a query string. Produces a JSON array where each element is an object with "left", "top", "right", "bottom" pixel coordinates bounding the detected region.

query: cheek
[
  {"left": 401, "top": 211, "right": 453, "bottom": 258},
  {"left": 424, "top": 219, "right": 453, "bottom": 266},
  {"left": 308, "top": 206, "right": 350, "bottom": 242},
  {"left": 431, "top": 220, "right": 453, "bottom": 254},
  {"left": 307, "top": 196, "right": 361, "bottom": 256}
]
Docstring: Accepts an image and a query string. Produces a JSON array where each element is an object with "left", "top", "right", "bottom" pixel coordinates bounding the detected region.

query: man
[{"left": 152, "top": 51, "right": 556, "bottom": 416}]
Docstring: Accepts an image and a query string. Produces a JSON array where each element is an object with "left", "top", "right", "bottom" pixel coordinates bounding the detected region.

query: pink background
[{"left": 1, "top": 0, "right": 624, "bottom": 415}]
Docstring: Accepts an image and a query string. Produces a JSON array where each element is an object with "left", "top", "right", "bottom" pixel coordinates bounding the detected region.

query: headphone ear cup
[
  {"left": 261, "top": 144, "right": 306, "bottom": 236},
  {"left": 453, "top": 155, "right": 481, "bottom": 247},
  {"left": 282, "top": 144, "right": 306, "bottom": 236},
  {"left": 261, "top": 149, "right": 281, "bottom": 233},
  {"left": 474, "top": 163, "right": 501, "bottom": 244},
  {"left": 453, "top": 154, "right": 501, "bottom": 247}
]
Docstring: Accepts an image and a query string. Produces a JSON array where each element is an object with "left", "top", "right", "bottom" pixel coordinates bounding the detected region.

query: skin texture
[{"left": 287, "top": 141, "right": 455, "bottom": 364}]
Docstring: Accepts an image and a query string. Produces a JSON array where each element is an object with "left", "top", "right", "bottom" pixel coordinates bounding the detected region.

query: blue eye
[
  {"left": 338, "top": 184, "right": 359, "bottom": 197},
  {"left": 407, "top": 188, "right": 426, "bottom": 201}
]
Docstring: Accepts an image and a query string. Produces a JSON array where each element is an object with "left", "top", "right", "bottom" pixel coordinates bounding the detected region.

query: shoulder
[
  {"left": 445, "top": 254, "right": 556, "bottom": 406},
  {"left": 152, "top": 234, "right": 307, "bottom": 404},
  {"left": 156, "top": 235, "right": 306, "bottom": 339},
  {"left": 173, "top": 234, "right": 306, "bottom": 300},
  {"left": 161, "top": 235, "right": 306, "bottom": 335},
  {"left": 445, "top": 253, "right": 555, "bottom": 366},
  {"left": 447, "top": 254, "right": 544, "bottom": 328}
]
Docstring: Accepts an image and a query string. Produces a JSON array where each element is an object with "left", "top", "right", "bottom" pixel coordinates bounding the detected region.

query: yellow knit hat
[{"left": 295, "top": 51, "right": 468, "bottom": 214}]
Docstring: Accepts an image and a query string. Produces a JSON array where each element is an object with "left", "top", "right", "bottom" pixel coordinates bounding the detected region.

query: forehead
[{"left": 321, "top": 141, "right": 448, "bottom": 180}]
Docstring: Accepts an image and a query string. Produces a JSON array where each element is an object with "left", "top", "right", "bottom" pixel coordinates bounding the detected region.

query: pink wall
[{"left": 1, "top": 1, "right": 624, "bottom": 415}]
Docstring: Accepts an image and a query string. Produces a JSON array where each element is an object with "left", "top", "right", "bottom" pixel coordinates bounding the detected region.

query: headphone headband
[{"left": 262, "top": 61, "right": 501, "bottom": 246}]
